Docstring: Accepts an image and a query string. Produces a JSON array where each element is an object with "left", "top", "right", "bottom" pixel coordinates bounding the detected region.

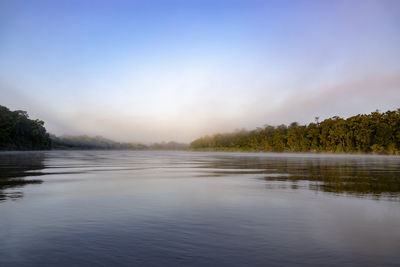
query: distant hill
[{"left": 0, "top": 105, "right": 51, "bottom": 150}]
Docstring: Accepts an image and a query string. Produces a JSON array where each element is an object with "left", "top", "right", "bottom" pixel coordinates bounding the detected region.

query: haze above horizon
[{"left": 1, "top": 0, "right": 399, "bottom": 142}]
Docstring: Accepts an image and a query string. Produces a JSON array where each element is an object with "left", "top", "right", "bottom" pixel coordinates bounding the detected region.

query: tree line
[
  {"left": 51, "top": 135, "right": 148, "bottom": 150},
  {"left": 0, "top": 105, "right": 188, "bottom": 150},
  {"left": 2, "top": 104, "right": 399, "bottom": 153},
  {"left": 190, "top": 109, "right": 400, "bottom": 154},
  {"left": 0, "top": 105, "right": 51, "bottom": 150},
  {"left": 51, "top": 136, "right": 188, "bottom": 150}
]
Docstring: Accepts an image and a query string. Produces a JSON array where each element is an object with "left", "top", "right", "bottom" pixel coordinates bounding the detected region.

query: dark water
[{"left": 1, "top": 151, "right": 400, "bottom": 267}]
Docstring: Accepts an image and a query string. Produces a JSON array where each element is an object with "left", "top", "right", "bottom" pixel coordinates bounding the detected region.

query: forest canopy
[
  {"left": 0, "top": 105, "right": 51, "bottom": 150},
  {"left": 190, "top": 109, "right": 400, "bottom": 154},
  {"left": 1, "top": 104, "right": 399, "bottom": 153}
]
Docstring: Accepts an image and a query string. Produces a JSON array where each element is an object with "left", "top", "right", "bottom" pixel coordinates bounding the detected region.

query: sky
[{"left": 1, "top": 0, "right": 400, "bottom": 143}]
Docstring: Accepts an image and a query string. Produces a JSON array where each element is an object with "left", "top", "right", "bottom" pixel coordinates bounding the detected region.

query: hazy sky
[{"left": 1, "top": 0, "right": 400, "bottom": 143}]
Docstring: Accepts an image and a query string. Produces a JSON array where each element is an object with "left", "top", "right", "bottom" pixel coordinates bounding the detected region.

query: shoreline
[{"left": 1, "top": 149, "right": 399, "bottom": 157}]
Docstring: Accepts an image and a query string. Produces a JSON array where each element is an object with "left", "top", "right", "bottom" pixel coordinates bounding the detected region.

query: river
[{"left": 1, "top": 151, "right": 399, "bottom": 266}]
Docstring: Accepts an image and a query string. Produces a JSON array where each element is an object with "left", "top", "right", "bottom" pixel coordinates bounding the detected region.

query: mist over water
[{"left": 1, "top": 151, "right": 399, "bottom": 266}]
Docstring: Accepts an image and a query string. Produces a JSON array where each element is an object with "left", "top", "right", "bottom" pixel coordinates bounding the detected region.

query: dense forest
[
  {"left": 190, "top": 109, "right": 400, "bottom": 154},
  {"left": 0, "top": 105, "right": 51, "bottom": 150},
  {"left": 2, "top": 104, "right": 400, "bottom": 153}
]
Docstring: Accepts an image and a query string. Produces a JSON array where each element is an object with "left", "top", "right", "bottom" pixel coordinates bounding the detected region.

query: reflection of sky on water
[
  {"left": 1, "top": 151, "right": 400, "bottom": 202},
  {"left": 1, "top": 151, "right": 400, "bottom": 266}
]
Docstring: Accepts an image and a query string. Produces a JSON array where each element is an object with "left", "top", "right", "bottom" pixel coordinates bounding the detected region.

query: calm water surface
[{"left": 1, "top": 151, "right": 400, "bottom": 266}]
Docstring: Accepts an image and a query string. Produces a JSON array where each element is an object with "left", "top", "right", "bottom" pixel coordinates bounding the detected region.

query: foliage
[
  {"left": 190, "top": 109, "right": 400, "bottom": 154},
  {"left": 0, "top": 105, "right": 51, "bottom": 150}
]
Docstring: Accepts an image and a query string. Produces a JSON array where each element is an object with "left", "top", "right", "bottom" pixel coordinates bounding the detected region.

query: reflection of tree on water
[
  {"left": 201, "top": 155, "right": 400, "bottom": 199},
  {"left": 0, "top": 152, "right": 45, "bottom": 202}
]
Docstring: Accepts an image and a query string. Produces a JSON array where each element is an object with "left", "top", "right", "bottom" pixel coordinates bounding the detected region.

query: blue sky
[{"left": 1, "top": 0, "right": 400, "bottom": 142}]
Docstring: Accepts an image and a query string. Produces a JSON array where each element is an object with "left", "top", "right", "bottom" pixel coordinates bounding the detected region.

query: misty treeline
[
  {"left": 190, "top": 109, "right": 400, "bottom": 154},
  {"left": 2, "top": 104, "right": 400, "bottom": 154},
  {"left": 0, "top": 105, "right": 51, "bottom": 150},
  {"left": 0, "top": 105, "right": 188, "bottom": 151},
  {"left": 150, "top": 141, "right": 189, "bottom": 150},
  {"left": 52, "top": 135, "right": 188, "bottom": 150},
  {"left": 51, "top": 135, "right": 148, "bottom": 150}
]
